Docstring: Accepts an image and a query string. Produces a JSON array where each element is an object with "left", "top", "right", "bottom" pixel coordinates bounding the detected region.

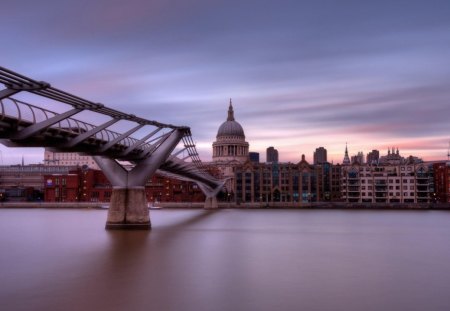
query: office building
[
  {"left": 313, "top": 147, "right": 327, "bottom": 164},
  {"left": 266, "top": 146, "right": 279, "bottom": 163}
]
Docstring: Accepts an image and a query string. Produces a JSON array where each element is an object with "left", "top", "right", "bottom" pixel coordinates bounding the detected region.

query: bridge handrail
[{"left": 0, "top": 96, "right": 173, "bottom": 155}]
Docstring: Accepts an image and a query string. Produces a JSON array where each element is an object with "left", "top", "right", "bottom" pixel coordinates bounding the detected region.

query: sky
[{"left": 1, "top": 0, "right": 449, "bottom": 165}]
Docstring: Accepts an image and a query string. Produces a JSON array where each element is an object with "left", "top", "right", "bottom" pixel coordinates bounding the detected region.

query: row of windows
[
  {"left": 357, "top": 185, "right": 419, "bottom": 190},
  {"left": 359, "top": 166, "right": 414, "bottom": 172},
  {"left": 0, "top": 167, "right": 71, "bottom": 173},
  {"left": 359, "top": 192, "right": 416, "bottom": 197},
  {"left": 358, "top": 179, "right": 420, "bottom": 184}
]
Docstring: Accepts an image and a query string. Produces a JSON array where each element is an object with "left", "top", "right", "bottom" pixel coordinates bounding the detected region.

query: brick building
[
  {"left": 44, "top": 168, "right": 205, "bottom": 203},
  {"left": 0, "top": 165, "right": 76, "bottom": 201},
  {"left": 433, "top": 162, "right": 450, "bottom": 203}
]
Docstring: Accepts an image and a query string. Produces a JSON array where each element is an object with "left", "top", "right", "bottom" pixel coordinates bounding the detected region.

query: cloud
[{"left": 1, "top": 0, "right": 449, "bottom": 164}]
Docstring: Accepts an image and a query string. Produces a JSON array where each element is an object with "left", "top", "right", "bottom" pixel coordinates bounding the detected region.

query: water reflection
[{"left": 1, "top": 209, "right": 450, "bottom": 311}]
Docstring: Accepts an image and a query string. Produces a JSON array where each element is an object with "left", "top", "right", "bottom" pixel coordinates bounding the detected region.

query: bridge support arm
[
  {"left": 129, "top": 129, "right": 185, "bottom": 186},
  {"left": 93, "top": 129, "right": 185, "bottom": 230},
  {"left": 197, "top": 180, "right": 226, "bottom": 209},
  {"left": 93, "top": 156, "right": 128, "bottom": 187}
]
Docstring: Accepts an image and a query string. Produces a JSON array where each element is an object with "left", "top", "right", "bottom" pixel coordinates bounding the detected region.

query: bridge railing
[{"left": 0, "top": 96, "right": 156, "bottom": 154}]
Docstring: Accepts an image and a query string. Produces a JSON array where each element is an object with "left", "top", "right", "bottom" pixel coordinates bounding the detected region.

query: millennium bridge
[{"left": 0, "top": 66, "right": 224, "bottom": 229}]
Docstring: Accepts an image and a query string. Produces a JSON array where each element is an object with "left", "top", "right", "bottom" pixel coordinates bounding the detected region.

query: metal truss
[{"left": 0, "top": 66, "right": 222, "bottom": 193}]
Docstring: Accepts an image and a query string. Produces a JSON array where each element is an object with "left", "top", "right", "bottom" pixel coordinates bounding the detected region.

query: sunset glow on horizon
[{"left": 1, "top": 0, "right": 449, "bottom": 165}]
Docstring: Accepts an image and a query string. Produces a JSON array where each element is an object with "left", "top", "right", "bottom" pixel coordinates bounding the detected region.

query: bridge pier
[
  {"left": 94, "top": 129, "right": 185, "bottom": 230},
  {"left": 204, "top": 196, "right": 218, "bottom": 209},
  {"left": 105, "top": 187, "right": 150, "bottom": 230}
]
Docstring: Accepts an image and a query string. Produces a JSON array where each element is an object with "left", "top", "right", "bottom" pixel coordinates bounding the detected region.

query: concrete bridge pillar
[
  {"left": 106, "top": 187, "right": 149, "bottom": 229},
  {"left": 204, "top": 196, "right": 218, "bottom": 209},
  {"left": 94, "top": 129, "right": 184, "bottom": 230}
]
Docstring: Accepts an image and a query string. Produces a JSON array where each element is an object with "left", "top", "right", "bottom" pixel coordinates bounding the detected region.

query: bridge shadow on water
[
  {"left": 3, "top": 209, "right": 222, "bottom": 311},
  {"left": 65, "top": 209, "right": 220, "bottom": 311}
]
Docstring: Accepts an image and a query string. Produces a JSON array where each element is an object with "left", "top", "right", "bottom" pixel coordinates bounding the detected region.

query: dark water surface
[{"left": 1, "top": 209, "right": 450, "bottom": 311}]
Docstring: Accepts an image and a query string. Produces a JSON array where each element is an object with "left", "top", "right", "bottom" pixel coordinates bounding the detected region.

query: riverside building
[
  {"left": 341, "top": 163, "right": 433, "bottom": 203},
  {"left": 235, "top": 155, "right": 317, "bottom": 203},
  {"left": 234, "top": 155, "right": 343, "bottom": 204},
  {"left": 433, "top": 162, "right": 450, "bottom": 203},
  {"left": 43, "top": 168, "right": 204, "bottom": 203}
]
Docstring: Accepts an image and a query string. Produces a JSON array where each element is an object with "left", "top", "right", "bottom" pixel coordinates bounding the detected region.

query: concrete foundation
[
  {"left": 204, "top": 196, "right": 218, "bottom": 209},
  {"left": 105, "top": 186, "right": 151, "bottom": 230}
]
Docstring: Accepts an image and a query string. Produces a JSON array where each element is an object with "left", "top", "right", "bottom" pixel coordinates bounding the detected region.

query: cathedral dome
[
  {"left": 216, "top": 101, "right": 245, "bottom": 138},
  {"left": 217, "top": 121, "right": 245, "bottom": 138}
]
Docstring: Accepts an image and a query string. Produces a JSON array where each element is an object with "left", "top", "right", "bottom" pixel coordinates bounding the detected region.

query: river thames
[{"left": 1, "top": 208, "right": 450, "bottom": 311}]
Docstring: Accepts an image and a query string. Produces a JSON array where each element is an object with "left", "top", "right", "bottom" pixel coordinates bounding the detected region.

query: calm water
[{"left": 1, "top": 208, "right": 450, "bottom": 311}]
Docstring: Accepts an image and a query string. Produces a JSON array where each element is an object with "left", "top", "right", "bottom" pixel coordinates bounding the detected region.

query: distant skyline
[{"left": 1, "top": 0, "right": 449, "bottom": 164}]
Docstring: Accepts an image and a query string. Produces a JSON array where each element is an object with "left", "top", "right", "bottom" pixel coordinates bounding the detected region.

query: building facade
[
  {"left": 0, "top": 165, "right": 76, "bottom": 201},
  {"left": 44, "top": 168, "right": 204, "bottom": 203},
  {"left": 315, "top": 162, "right": 342, "bottom": 201},
  {"left": 433, "top": 162, "right": 450, "bottom": 203},
  {"left": 44, "top": 149, "right": 100, "bottom": 169},
  {"left": 341, "top": 163, "right": 433, "bottom": 203},
  {"left": 234, "top": 155, "right": 321, "bottom": 204}
]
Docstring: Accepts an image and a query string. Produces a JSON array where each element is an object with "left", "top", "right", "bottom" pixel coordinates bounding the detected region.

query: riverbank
[
  {"left": 1, "top": 201, "right": 450, "bottom": 210},
  {"left": 0, "top": 202, "right": 107, "bottom": 209}
]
